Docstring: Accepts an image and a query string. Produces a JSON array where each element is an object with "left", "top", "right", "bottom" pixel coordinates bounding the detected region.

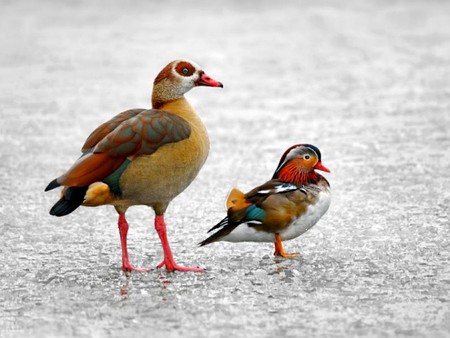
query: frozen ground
[{"left": 1, "top": 0, "right": 450, "bottom": 337}]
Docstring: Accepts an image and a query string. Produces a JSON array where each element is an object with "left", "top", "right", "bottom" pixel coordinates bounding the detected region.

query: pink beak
[
  {"left": 197, "top": 72, "right": 223, "bottom": 88},
  {"left": 314, "top": 161, "right": 331, "bottom": 173}
]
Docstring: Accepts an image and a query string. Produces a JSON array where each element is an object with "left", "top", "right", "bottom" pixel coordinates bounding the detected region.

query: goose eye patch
[{"left": 175, "top": 62, "right": 195, "bottom": 77}]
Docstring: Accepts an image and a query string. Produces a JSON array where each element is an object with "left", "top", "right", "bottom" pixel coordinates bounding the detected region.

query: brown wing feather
[
  {"left": 57, "top": 153, "right": 125, "bottom": 187},
  {"left": 56, "top": 109, "right": 191, "bottom": 188},
  {"left": 93, "top": 110, "right": 191, "bottom": 157},
  {"left": 81, "top": 109, "right": 146, "bottom": 153},
  {"left": 258, "top": 191, "right": 309, "bottom": 232}
]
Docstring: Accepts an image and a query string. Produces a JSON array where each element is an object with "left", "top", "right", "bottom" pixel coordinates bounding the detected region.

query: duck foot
[
  {"left": 274, "top": 251, "right": 301, "bottom": 259},
  {"left": 273, "top": 233, "right": 301, "bottom": 259},
  {"left": 155, "top": 214, "right": 204, "bottom": 272}
]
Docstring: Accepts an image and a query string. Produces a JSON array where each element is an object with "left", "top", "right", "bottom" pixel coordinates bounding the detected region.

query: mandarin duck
[
  {"left": 45, "top": 60, "right": 222, "bottom": 272},
  {"left": 199, "top": 144, "right": 330, "bottom": 258}
]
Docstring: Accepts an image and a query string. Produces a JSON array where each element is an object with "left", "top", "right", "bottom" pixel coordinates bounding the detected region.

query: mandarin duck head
[
  {"left": 152, "top": 60, "right": 223, "bottom": 108},
  {"left": 272, "top": 144, "right": 330, "bottom": 184}
]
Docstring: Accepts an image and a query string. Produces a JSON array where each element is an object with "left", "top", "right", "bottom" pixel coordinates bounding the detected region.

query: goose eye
[
  {"left": 176, "top": 63, "right": 194, "bottom": 76},
  {"left": 304, "top": 154, "right": 311, "bottom": 160}
]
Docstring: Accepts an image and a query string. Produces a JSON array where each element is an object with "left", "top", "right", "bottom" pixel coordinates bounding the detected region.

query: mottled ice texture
[{"left": 1, "top": 0, "right": 449, "bottom": 337}]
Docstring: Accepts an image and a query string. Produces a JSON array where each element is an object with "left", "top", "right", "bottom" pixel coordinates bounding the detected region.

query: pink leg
[
  {"left": 154, "top": 214, "right": 204, "bottom": 272},
  {"left": 118, "top": 214, "right": 150, "bottom": 273}
]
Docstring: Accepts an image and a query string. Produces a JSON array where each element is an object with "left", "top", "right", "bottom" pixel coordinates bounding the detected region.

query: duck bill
[
  {"left": 197, "top": 72, "right": 223, "bottom": 88},
  {"left": 314, "top": 162, "right": 331, "bottom": 173}
]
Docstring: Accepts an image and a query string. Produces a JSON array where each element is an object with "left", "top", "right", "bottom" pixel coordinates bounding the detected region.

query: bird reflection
[{"left": 120, "top": 273, "right": 131, "bottom": 300}]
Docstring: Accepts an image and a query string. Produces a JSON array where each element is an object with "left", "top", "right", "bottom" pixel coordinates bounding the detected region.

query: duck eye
[
  {"left": 182, "top": 68, "right": 189, "bottom": 75},
  {"left": 304, "top": 154, "right": 311, "bottom": 160}
]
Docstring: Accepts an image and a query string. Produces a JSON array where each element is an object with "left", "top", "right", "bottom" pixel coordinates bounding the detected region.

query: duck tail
[
  {"left": 198, "top": 217, "right": 234, "bottom": 246},
  {"left": 199, "top": 188, "right": 251, "bottom": 247},
  {"left": 49, "top": 186, "right": 88, "bottom": 217}
]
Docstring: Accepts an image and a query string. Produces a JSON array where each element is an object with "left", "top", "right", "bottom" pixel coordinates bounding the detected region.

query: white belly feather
[{"left": 220, "top": 190, "right": 331, "bottom": 243}]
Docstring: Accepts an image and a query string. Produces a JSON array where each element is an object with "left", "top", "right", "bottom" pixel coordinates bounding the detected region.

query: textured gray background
[{"left": 1, "top": 0, "right": 450, "bottom": 337}]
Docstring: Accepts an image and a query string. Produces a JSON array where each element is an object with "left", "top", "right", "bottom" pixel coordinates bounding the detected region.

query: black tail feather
[
  {"left": 207, "top": 216, "right": 229, "bottom": 233},
  {"left": 199, "top": 217, "right": 239, "bottom": 247},
  {"left": 49, "top": 186, "right": 88, "bottom": 217},
  {"left": 45, "top": 179, "right": 60, "bottom": 191}
]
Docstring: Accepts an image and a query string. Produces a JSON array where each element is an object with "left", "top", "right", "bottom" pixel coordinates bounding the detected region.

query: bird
[
  {"left": 45, "top": 60, "right": 223, "bottom": 272},
  {"left": 199, "top": 144, "right": 330, "bottom": 258}
]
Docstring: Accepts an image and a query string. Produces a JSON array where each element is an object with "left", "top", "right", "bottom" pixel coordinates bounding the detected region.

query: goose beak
[
  {"left": 197, "top": 72, "right": 223, "bottom": 88},
  {"left": 314, "top": 162, "right": 330, "bottom": 173}
]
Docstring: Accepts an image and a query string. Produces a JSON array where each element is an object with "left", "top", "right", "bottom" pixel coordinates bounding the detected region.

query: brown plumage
[{"left": 46, "top": 60, "right": 222, "bottom": 272}]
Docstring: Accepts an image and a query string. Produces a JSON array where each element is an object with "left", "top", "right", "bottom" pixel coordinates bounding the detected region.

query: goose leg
[
  {"left": 154, "top": 214, "right": 204, "bottom": 272},
  {"left": 118, "top": 214, "right": 150, "bottom": 272}
]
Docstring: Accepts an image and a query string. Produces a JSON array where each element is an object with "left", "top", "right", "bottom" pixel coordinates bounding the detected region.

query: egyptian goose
[
  {"left": 46, "top": 60, "right": 222, "bottom": 272},
  {"left": 199, "top": 144, "right": 330, "bottom": 259}
]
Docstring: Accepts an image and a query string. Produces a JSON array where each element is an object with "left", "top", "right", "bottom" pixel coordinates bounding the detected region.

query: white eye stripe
[{"left": 305, "top": 146, "right": 319, "bottom": 159}]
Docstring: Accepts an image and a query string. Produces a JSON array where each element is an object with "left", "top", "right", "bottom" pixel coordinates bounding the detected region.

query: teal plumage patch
[
  {"left": 103, "top": 159, "right": 131, "bottom": 195},
  {"left": 245, "top": 205, "right": 266, "bottom": 221}
]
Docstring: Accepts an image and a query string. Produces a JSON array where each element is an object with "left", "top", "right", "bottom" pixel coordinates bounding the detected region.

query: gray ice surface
[{"left": 1, "top": 0, "right": 450, "bottom": 337}]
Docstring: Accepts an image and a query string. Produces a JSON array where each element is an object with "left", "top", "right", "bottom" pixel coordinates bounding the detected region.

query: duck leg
[
  {"left": 154, "top": 214, "right": 204, "bottom": 272},
  {"left": 273, "top": 233, "right": 300, "bottom": 259},
  {"left": 118, "top": 214, "right": 150, "bottom": 272}
]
